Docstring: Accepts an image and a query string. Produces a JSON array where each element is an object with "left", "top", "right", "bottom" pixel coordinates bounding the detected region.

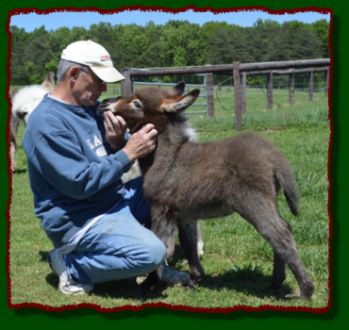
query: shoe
[
  {"left": 48, "top": 249, "right": 94, "bottom": 295},
  {"left": 160, "top": 265, "right": 191, "bottom": 285}
]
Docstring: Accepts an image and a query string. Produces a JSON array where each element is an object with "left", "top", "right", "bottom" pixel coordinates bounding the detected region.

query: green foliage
[
  {"left": 310, "top": 19, "right": 330, "bottom": 58},
  {"left": 10, "top": 19, "right": 329, "bottom": 85}
]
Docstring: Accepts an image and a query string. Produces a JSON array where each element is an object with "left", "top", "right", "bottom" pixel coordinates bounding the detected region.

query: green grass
[{"left": 9, "top": 87, "right": 330, "bottom": 311}]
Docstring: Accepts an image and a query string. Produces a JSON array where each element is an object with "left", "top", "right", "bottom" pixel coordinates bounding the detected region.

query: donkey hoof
[
  {"left": 284, "top": 293, "right": 300, "bottom": 299},
  {"left": 184, "top": 278, "right": 198, "bottom": 289},
  {"left": 300, "top": 282, "right": 315, "bottom": 300},
  {"left": 269, "top": 281, "right": 283, "bottom": 291},
  {"left": 190, "top": 271, "right": 203, "bottom": 282},
  {"left": 285, "top": 286, "right": 314, "bottom": 301}
]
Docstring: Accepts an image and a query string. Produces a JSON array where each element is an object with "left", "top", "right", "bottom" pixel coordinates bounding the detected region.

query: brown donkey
[{"left": 99, "top": 82, "right": 314, "bottom": 299}]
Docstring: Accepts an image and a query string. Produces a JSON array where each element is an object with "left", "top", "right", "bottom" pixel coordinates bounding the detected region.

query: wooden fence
[{"left": 121, "top": 58, "right": 330, "bottom": 130}]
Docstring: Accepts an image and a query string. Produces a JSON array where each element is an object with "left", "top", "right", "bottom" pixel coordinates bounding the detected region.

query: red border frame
[{"left": 6, "top": 5, "right": 333, "bottom": 314}]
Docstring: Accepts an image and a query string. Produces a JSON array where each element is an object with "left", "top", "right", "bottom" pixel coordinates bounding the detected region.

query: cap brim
[{"left": 90, "top": 66, "right": 125, "bottom": 83}]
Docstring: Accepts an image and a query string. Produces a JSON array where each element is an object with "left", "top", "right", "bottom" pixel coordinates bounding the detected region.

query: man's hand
[
  {"left": 103, "top": 111, "right": 127, "bottom": 151},
  {"left": 123, "top": 124, "right": 158, "bottom": 161}
]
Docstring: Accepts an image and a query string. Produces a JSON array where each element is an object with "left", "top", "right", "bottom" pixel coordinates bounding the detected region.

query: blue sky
[{"left": 10, "top": 9, "right": 330, "bottom": 32}]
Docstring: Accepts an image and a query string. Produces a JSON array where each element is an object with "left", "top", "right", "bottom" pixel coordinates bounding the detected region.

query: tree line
[{"left": 10, "top": 18, "right": 329, "bottom": 85}]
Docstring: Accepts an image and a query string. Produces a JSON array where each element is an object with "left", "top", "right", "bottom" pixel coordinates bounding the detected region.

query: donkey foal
[{"left": 99, "top": 82, "right": 315, "bottom": 300}]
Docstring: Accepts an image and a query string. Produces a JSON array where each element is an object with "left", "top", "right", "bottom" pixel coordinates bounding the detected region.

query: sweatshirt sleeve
[{"left": 31, "top": 129, "right": 133, "bottom": 200}]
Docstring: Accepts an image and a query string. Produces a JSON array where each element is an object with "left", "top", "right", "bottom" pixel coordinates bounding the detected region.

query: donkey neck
[
  {"left": 138, "top": 115, "right": 194, "bottom": 175},
  {"left": 162, "top": 114, "right": 196, "bottom": 145}
]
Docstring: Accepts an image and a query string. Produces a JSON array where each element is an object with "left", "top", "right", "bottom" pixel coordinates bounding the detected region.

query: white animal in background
[{"left": 10, "top": 72, "right": 55, "bottom": 173}]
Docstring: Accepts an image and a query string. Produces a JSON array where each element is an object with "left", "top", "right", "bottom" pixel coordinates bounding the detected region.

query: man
[{"left": 22, "top": 40, "right": 166, "bottom": 295}]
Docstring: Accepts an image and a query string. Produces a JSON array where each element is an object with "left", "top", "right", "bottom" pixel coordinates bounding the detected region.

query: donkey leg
[
  {"left": 240, "top": 196, "right": 314, "bottom": 299},
  {"left": 164, "top": 232, "right": 177, "bottom": 262},
  {"left": 10, "top": 116, "right": 19, "bottom": 173},
  {"left": 270, "top": 252, "right": 286, "bottom": 290},
  {"left": 149, "top": 206, "right": 193, "bottom": 287},
  {"left": 178, "top": 220, "right": 205, "bottom": 280},
  {"left": 269, "top": 224, "right": 314, "bottom": 299},
  {"left": 270, "top": 219, "right": 294, "bottom": 289},
  {"left": 197, "top": 223, "right": 205, "bottom": 258},
  {"left": 274, "top": 234, "right": 314, "bottom": 300},
  {"left": 150, "top": 206, "right": 179, "bottom": 261},
  {"left": 10, "top": 139, "right": 17, "bottom": 173}
]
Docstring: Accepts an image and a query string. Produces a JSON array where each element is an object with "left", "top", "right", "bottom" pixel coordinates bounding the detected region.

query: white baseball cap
[{"left": 61, "top": 40, "right": 125, "bottom": 83}]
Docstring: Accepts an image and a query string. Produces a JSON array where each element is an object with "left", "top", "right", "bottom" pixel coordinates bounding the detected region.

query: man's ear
[{"left": 69, "top": 66, "right": 81, "bottom": 81}]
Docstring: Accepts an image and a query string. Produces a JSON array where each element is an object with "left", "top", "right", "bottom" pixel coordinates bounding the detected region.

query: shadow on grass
[
  {"left": 39, "top": 251, "right": 292, "bottom": 301},
  {"left": 198, "top": 266, "right": 293, "bottom": 300},
  {"left": 39, "top": 250, "right": 166, "bottom": 300},
  {"left": 44, "top": 273, "right": 166, "bottom": 300},
  {"left": 12, "top": 168, "right": 27, "bottom": 174},
  {"left": 170, "top": 245, "right": 293, "bottom": 300},
  {"left": 39, "top": 250, "right": 49, "bottom": 261}
]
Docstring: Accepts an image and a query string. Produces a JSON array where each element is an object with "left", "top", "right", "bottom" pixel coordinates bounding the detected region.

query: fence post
[
  {"left": 267, "top": 72, "right": 273, "bottom": 110},
  {"left": 205, "top": 72, "right": 215, "bottom": 117},
  {"left": 121, "top": 70, "right": 132, "bottom": 96},
  {"left": 241, "top": 72, "right": 247, "bottom": 113},
  {"left": 308, "top": 69, "right": 314, "bottom": 101},
  {"left": 325, "top": 68, "right": 329, "bottom": 95},
  {"left": 233, "top": 62, "right": 242, "bottom": 130},
  {"left": 288, "top": 72, "right": 295, "bottom": 105}
]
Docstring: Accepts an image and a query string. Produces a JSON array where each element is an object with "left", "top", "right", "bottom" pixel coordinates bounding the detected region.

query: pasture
[{"left": 9, "top": 85, "right": 330, "bottom": 311}]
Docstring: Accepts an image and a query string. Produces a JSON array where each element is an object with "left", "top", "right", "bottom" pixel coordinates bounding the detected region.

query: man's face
[{"left": 72, "top": 67, "right": 107, "bottom": 107}]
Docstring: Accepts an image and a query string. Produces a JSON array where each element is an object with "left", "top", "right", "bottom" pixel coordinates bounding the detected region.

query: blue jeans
[{"left": 64, "top": 177, "right": 166, "bottom": 285}]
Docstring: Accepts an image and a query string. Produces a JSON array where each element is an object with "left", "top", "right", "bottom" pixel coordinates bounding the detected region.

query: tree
[
  {"left": 9, "top": 18, "right": 329, "bottom": 86},
  {"left": 277, "top": 21, "right": 322, "bottom": 60},
  {"left": 10, "top": 26, "right": 29, "bottom": 83},
  {"left": 159, "top": 20, "right": 204, "bottom": 67},
  {"left": 311, "top": 19, "right": 330, "bottom": 57},
  {"left": 250, "top": 19, "right": 282, "bottom": 61}
]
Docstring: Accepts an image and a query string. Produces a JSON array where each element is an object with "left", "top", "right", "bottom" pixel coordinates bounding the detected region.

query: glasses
[{"left": 79, "top": 66, "right": 106, "bottom": 87}]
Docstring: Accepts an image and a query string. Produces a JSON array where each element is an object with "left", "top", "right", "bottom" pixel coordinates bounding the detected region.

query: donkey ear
[
  {"left": 167, "top": 81, "right": 186, "bottom": 97},
  {"left": 160, "top": 89, "right": 200, "bottom": 113}
]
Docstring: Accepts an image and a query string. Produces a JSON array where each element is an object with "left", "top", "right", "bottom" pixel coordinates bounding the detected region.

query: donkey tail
[{"left": 274, "top": 159, "right": 299, "bottom": 216}]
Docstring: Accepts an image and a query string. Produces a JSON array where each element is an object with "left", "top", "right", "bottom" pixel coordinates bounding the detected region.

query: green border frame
[{"left": 1, "top": 0, "right": 347, "bottom": 327}]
